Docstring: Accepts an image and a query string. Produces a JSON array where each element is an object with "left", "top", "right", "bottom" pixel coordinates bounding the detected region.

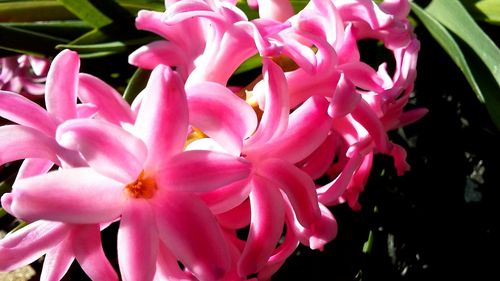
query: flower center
[{"left": 124, "top": 170, "right": 157, "bottom": 199}]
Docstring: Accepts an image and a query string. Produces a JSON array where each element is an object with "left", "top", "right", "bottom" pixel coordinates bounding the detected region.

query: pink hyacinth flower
[
  {"left": 0, "top": 55, "right": 49, "bottom": 98},
  {"left": 4, "top": 65, "right": 251, "bottom": 281}
]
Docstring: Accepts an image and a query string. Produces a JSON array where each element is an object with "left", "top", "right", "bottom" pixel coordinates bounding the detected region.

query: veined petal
[
  {"left": 246, "top": 59, "right": 289, "bottom": 146},
  {"left": 157, "top": 150, "right": 251, "bottom": 193},
  {"left": 45, "top": 49, "right": 79, "bottom": 121},
  {"left": 78, "top": 73, "right": 134, "bottom": 125},
  {"left": 328, "top": 75, "right": 360, "bottom": 119},
  {"left": 0, "top": 221, "right": 70, "bottom": 272},
  {"left": 257, "top": 158, "right": 320, "bottom": 228},
  {"left": 134, "top": 65, "right": 189, "bottom": 168},
  {"left": 0, "top": 91, "right": 56, "bottom": 135},
  {"left": 118, "top": 199, "right": 158, "bottom": 281},
  {"left": 57, "top": 119, "right": 146, "bottom": 183},
  {"left": 41, "top": 237, "right": 75, "bottom": 281},
  {"left": 300, "top": 133, "right": 338, "bottom": 180},
  {"left": 245, "top": 96, "right": 331, "bottom": 164},
  {"left": 9, "top": 168, "right": 125, "bottom": 224},
  {"left": 153, "top": 191, "right": 231, "bottom": 281},
  {"left": 186, "top": 82, "right": 257, "bottom": 156},
  {"left": 238, "top": 176, "right": 285, "bottom": 277},
  {"left": 72, "top": 224, "right": 119, "bottom": 281},
  {"left": 0, "top": 125, "right": 61, "bottom": 166}
]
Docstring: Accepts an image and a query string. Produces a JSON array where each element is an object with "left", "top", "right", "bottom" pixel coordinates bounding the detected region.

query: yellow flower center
[{"left": 124, "top": 170, "right": 157, "bottom": 199}]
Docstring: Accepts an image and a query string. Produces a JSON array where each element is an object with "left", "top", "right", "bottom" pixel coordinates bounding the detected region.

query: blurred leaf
[
  {"left": 461, "top": 0, "right": 500, "bottom": 25},
  {"left": 362, "top": 230, "right": 374, "bottom": 254},
  {"left": 0, "top": 25, "right": 68, "bottom": 56},
  {"left": 411, "top": 2, "right": 500, "bottom": 129},
  {"left": 290, "top": 0, "right": 308, "bottom": 13},
  {"left": 0, "top": 1, "right": 75, "bottom": 22},
  {"left": 2, "top": 21, "right": 92, "bottom": 39},
  {"left": 123, "top": 67, "right": 151, "bottom": 104},
  {"left": 0, "top": 208, "right": 6, "bottom": 218},
  {"left": 234, "top": 53, "right": 262, "bottom": 75}
]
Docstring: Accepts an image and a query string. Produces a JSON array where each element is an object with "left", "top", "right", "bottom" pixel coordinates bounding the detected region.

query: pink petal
[
  {"left": 300, "top": 133, "right": 338, "bottom": 180},
  {"left": 78, "top": 73, "right": 134, "bottom": 125},
  {"left": 200, "top": 178, "right": 252, "bottom": 214},
  {"left": 15, "top": 159, "right": 54, "bottom": 181},
  {"left": 238, "top": 176, "right": 285, "bottom": 277},
  {"left": 328, "top": 75, "right": 360, "bottom": 119},
  {"left": 0, "top": 221, "right": 71, "bottom": 272},
  {"left": 245, "top": 96, "right": 331, "bottom": 164},
  {"left": 186, "top": 81, "right": 257, "bottom": 156},
  {"left": 216, "top": 199, "right": 251, "bottom": 229},
  {"left": 56, "top": 119, "right": 146, "bottom": 183},
  {"left": 351, "top": 99, "right": 392, "bottom": 154},
  {"left": 157, "top": 150, "right": 251, "bottom": 193},
  {"left": 256, "top": 0, "right": 294, "bottom": 22},
  {"left": 0, "top": 91, "right": 56, "bottom": 135},
  {"left": 41, "top": 237, "right": 75, "bottom": 281},
  {"left": 72, "top": 224, "right": 119, "bottom": 281},
  {"left": 317, "top": 153, "right": 364, "bottom": 205},
  {"left": 339, "top": 62, "right": 384, "bottom": 92},
  {"left": 45, "top": 49, "right": 79, "bottom": 122},
  {"left": 293, "top": 203, "right": 338, "bottom": 250},
  {"left": 153, "top": 191, "right": 231, "bottom": 281},
  {"left": 118, "top": 199, "right": 158, "bottom": 281},
  {"left": 134, "top": 65, "right": 189, "bottom": 168},
  {"left": 155, "top": 243, "right": 195, "bottom": 281},
  {"left": 0, "top": 125, "right": 61, "bottom": 166},
  {"left": 129, "top": 41, "right": 189, "bottom": 70},
  {"left": 9, "top": 168, "right": 125, "bottom": 224},
  {"left": 246, "top": 59, "right": 289, "bottom": 146},
  {"left": 257, "top": 158, "right": 320, "bottom": 228}
]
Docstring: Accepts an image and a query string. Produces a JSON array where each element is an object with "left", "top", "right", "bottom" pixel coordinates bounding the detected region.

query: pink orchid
[
  {"left": 0, "top": 55, "right": 49, "bottom": 97},
  {"left": 4, "top": 64, "right": 251, "bottom": 281}
]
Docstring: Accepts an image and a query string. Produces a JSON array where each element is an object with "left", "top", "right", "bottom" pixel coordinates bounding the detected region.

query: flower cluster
[
  {"left": 0, "top": 54, "right": 49, "bottom": 98},
  {"left": 0, "top": 0, "right": 424, "bottom": 280}
]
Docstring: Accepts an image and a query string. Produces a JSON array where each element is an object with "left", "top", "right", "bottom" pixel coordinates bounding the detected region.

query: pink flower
[
  {"left": 0, "top": 55, "right": 49, "bottom": 98},
  {"left": 4, "top": 65, "right": 251, "bottom": 281}
]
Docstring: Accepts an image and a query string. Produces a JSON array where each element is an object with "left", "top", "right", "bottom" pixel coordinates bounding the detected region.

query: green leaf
[
  {"left": 0, "top": 1, "right": 75, "bottom": 22},
  {"left": 234, "top": 53, "right": 262, "bottom": 75},
  {"left": 0, "top": 25, "right": 69, "bottom": 56},
  {"left": 411, "top": 2, "right": 500, "bottom": 129},
  {"left": 461, "top": 0, "right": 500, "bottom": 25},
  {"left": 0, "top": 208, "right": 6, "bottom": 219},
  {"left": 57, "top": 36, "right": 156, "bottom": 55},
  {"left": 123, "top": 68, "right": 151, "bottom": 104},
  {"left": 55, "top": 0, "right": 113, "bottom": 28},
  {"left": 2, "top": 21, "right": 92, "bottom": 40},
  {"left": 117, "top": 0, "right": 165, "bottom": 13}
]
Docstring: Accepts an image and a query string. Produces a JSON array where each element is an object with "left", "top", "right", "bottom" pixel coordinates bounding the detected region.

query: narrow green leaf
[
  {"left": 0, "top": 208, "right": 6, "bottom": 218},
  {"left": 0, "top": 25, "right": 69, "bottom": 56},
  {"left": 57, "top": 36, "right": 156, "bottom": 54},
  {"left": 0, "top": 1, "right": 75, "bottom": 22},
  {"left": 68, "top": 28, "right": 109, "bottom": 45},
  {"left": 117, "top": 0, "right": 165, "bottom": 13},
  {"left": 425, "top": 0, "right": 500, "bottom": 95},
  {"left": 2, "top": 21, "right": 92, "bottom": 39},
  {"left": 123, "top": 68, "right": 151, "bottom": 104},
  {"left": 411, "top": 2, "right": 500, "bottom": 129},
  {"left": 56, "top": 0, "right": 112, "bottom": 28},
  {"left": 461, "top": 0, "right": 500, "bottom": 25}
]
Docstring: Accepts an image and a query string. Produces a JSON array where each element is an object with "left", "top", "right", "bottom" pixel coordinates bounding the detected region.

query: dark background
[{"left": 274, "top": 15, "right": 500, "bottom": 281}]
